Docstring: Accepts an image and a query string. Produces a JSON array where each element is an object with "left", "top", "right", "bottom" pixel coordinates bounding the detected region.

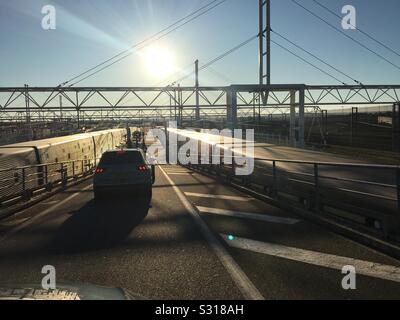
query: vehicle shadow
[{"left": 49, "top": 197, "right": 150, "bottom": 254}]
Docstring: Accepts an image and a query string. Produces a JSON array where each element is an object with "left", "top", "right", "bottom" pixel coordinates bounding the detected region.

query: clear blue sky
[{"left": 0, "top": 0, "right": 400, "bottom": 87}]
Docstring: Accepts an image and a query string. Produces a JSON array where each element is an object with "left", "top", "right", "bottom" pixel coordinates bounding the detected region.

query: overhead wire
[
  {"left": 60, "top": 0, "right": 229, "bottom": 87},
  {"left": 312, "top": 0, "right": 400, "bottom": 59},
  {"left": 272, "top": 29, "right": 362, "bottom": 84},
  {"left": 271, "top": 39, "right": 348, "bottom": 84},
  {"left": 290, "top": 0, "right": 400, "bottom": 72}
]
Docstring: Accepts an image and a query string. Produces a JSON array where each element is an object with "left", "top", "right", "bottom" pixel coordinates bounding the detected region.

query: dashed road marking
[
  {"left": 0, "top": 217, "right": 30, "bottom": 227},
  {"left": 41, "top": 200, "right": 60, "bottom": 206},
  {"left": 198, "top": 206, "right": 300, "bottom": 224},
  {"left": 185, "top": 192, "right": 253, "bottom": 202},
  {"left": 221, "top": 234, "right": 400, "bottom": 283},
  {"left": 159, "top": 166, "right": 264, "bottom": 300}
]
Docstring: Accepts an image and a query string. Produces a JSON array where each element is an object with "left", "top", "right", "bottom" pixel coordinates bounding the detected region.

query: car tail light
[
  {"left": 138, "top": 164, "right": 149, "bottom": 172},
  {"left": 95, "top": 168, "right": 105, "bottom": 174}
]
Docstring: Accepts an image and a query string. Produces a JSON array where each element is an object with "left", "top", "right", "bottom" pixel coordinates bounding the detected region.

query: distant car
[{"left": 93, "top": 149, "right": 153, "bottom": 201}]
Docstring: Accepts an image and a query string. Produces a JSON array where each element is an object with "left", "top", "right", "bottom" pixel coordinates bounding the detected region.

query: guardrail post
[
  {"left": 220, "top": 154, "right": 224, "bottom": 180},
  {"left": 209, "top": 145, "right": 212, "bottom": 173},
  {"left": 197, "top": 146, "right": 201, "bottom": 169},
  {"left": 22, "top": 167, "right": 26, "bottom": 194},
  {"left": 314, "top": 163, "right": 320, "bottom": 212},
  {"left": 44, "top": 165, "right": 48, "bottom": 185},
  {"left": 231, "top": 152, "right": 236, "bottom": 181},
  {"left": 272, "top": 160, "right": 277, "bottom": 197},
  {"left": 397, "top": 167, "right": 400, "bottom": 212},
  {"left": 61, "top": 163, "right": 67, "bottom": 186}
]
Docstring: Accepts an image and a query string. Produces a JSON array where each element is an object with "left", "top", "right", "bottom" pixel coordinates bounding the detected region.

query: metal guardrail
[
  {"left": 184, "top": 151, "right": 400, "bottom": 242},
  {"left": 0, "top": 158, "right": 98, "bottom": 208}
]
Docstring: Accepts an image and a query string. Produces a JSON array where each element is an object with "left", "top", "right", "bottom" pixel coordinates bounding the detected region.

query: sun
[{"left": 143, "top": 45, "right": 174, "bottom": 78}]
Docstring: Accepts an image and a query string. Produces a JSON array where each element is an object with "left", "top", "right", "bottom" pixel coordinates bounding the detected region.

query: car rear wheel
[{"left": 144, "top": 188, "right": 152, "bottom": 203}]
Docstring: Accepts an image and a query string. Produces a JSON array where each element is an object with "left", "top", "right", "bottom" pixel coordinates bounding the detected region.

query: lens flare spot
[{"left": 143, "top": 45, "right": 174, "bottom": 78}]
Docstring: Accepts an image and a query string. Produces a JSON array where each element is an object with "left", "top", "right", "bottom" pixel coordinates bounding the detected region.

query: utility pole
[
  {"left": 59, "top": 95, "right": 63, "bottom": 123},
  {"left": 393, "top": 103, "right": 400, "bottom": 152},
  {"left": 259, "top": 0, "right": 271, "bottom": 87},
  {"left": 195, "top": 59, "right": 200, "bottom": 121},
  {"left": 174, "top": 89, "right": 177, "bottom": 121},
  {"left": 24, "top": 84, "right": 33, "bottom": 141},
  {"left": 289, "top": 90, "right": 296, "bottom": 147},
  {"left": 266, "top": 0, "right": 271, "bottom": 85},
  {"left": 351, "top": 107, "right": 358, "bottom": 147},
  {"left": 177, "top": 83, "right": 182, "bottom": 127},
  {"left": 76, "top": 91, "right": 80, "bottom": 130}
]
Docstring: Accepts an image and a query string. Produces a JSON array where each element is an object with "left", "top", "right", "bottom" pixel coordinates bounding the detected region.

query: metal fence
[
  {"left": 185, "top": 152, "right": 400, "bottom": 242},
  {"left": 0, "top": 159, "right": 97, "bottom": 208}
]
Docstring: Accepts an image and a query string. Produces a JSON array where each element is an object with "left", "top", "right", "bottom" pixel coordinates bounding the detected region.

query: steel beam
[
  {"left": 393, "top": 103, "right": 400, "bottom": 153},
  {"left": 259, "top": 0, "right": 271, "bottom": 86},
  {"left": 351, "top": 107, "right": 359, "bottom": 147},
  {"left": 290, "top": 90, "right": 296, "bottom": 147},
  {"left": 195, "top": 60, "right": 200, "bottom": 120},
  {"left": 298, "top": 88, "right": 305, "bottom": 148},
  {"left": 1, "top": 84, "right": 399, "bottom": 123},
  {"left": 226, "top": 89, "right": 237, "bottom": 128}
]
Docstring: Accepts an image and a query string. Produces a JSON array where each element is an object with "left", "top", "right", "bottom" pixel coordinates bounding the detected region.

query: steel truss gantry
[{"left": 0, "top": 84, "right": 399, "bottom": 148}]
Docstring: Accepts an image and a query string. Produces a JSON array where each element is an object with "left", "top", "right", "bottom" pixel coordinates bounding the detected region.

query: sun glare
[{"left": 143, "top": 45, "right": 174, "bottom": 78}]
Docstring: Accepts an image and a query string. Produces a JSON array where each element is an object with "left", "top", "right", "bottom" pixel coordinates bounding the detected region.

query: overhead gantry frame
[{"left": 0, "top": 84, "right": 399, "bottom": 148}]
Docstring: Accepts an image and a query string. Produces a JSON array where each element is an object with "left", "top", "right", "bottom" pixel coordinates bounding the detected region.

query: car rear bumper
[{"left": 94, "top": 184, "right": 152, "bottom": 197}]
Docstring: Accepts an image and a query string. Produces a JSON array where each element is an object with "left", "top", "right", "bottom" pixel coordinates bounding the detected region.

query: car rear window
[{"left": 99, "top": 151, "right": 144, "bottom": 165}]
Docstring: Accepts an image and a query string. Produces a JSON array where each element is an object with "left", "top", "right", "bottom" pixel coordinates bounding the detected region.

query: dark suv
[{"left": 93, "top": 149, "right": 153, "bottom": 202}]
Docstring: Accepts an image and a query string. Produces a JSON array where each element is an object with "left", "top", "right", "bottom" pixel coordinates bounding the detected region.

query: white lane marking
[
  {"left": 159, "top": 166, "right": 264, "bottom": 300},
  {"left": 221, "top": 234, "right": 400, "bottom": 283},
  {"left": 0, "top": 217, "right": 30, "bottom": 227},
  {"left": 41, "top": 200, "right": 59, "bottom": 205},
  {"left": 185, "top": 192, "right": 253, "bottom": 202},
  {"left": 166, "top": 173, "right": 196, "bottom": 176},
  {"left": 198, "top": 207, "right": 300, "bottom": 225},
  {"left": 0, "top": 184, "right": 93, "bottom": 243}
]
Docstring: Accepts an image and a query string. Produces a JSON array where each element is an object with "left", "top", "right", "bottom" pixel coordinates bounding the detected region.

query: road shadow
[{"left": 49, "top": 197, "right": 150, "bottom": 254}]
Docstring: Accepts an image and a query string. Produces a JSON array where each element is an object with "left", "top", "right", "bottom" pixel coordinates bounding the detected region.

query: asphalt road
[{"left": 0, "top": 165, "right": 399, "bottom": 299}]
